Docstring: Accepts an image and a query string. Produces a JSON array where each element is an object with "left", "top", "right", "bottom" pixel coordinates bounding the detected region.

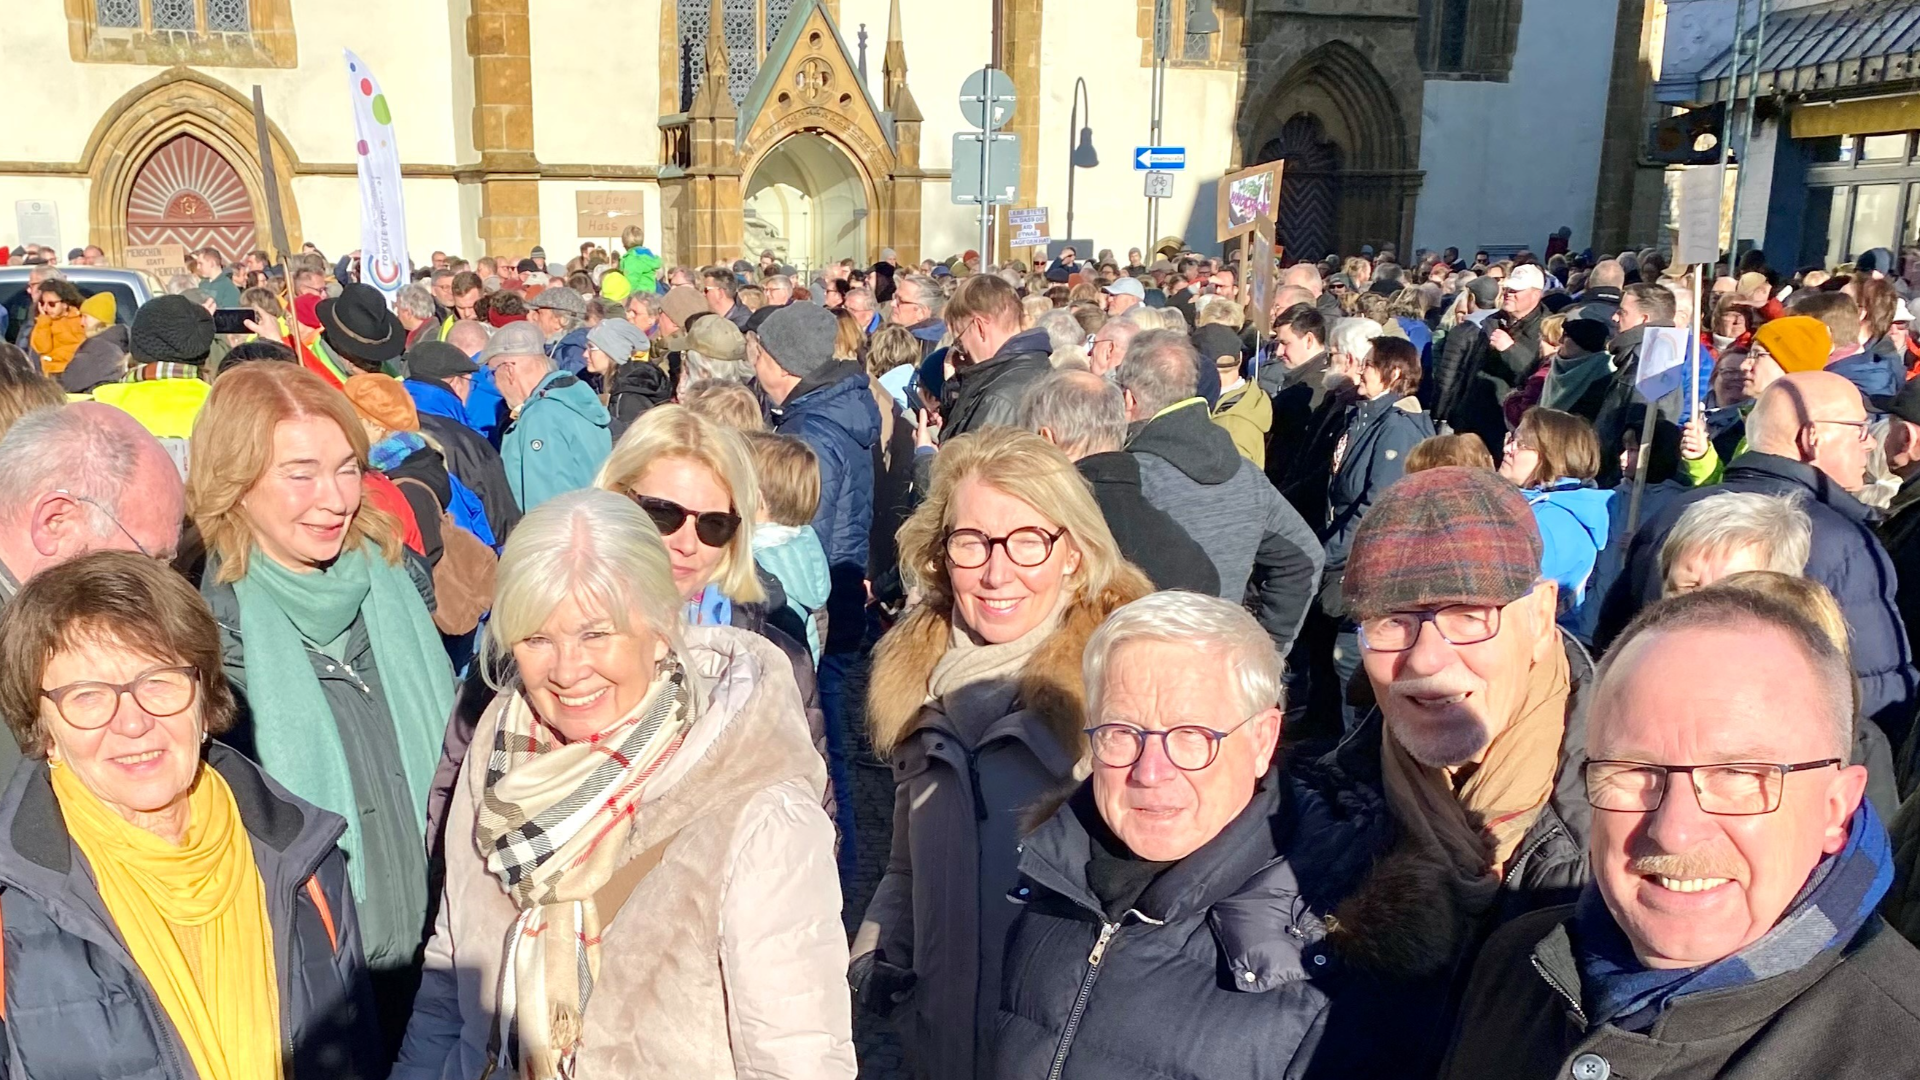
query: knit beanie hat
[
  {"left": 1343, "top": 466, "right": 1543, "bottom": 621},
  {"left": 80, "top": 291, "right": 116, "bottom": 325},
  {"left": 342, "top": 373, "right": 421, "bottom": 433},
  {"left": 1753, "top": 315, "right": 1832, "bottom": 374},
  {"left": 128, "top": 295, "right": 215, "bottom": 366},
  {"left": 587, "top": 319, "right": 649, "bottom": 364},
  {"left": 599, "top": 271, "right": 632, "bottom": 302},
  {"left": 753, "top": 301, "right": 837, "bottom": 379}
]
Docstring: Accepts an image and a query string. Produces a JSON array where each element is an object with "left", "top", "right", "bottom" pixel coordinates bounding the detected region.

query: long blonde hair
[
  {"left": 592, "top": 404, "right": 765, "bottom": 603},
  {"left": 895, "top": 429, "right": 1141, "bottom": 612},
  {"left": 187, "top": 363, "right": 401, "bottom": 583}
]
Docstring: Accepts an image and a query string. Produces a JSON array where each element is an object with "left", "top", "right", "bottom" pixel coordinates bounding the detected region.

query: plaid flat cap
[{"left": 1342, "top": 466, "right": 1542, "bottom": 621}]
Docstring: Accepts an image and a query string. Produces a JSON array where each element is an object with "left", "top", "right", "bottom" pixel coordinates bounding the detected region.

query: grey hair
[
  {"left": 481, "top": 488, "right": 697, "bottom": 706},
  {"left": 1660, "top": 492, "right": 1813, "bottom": 587},
  {"left": 1328, "top": 317, "right": 1384, "bottom": 363},
  {"left": 395, "top": 283, "right": 436, "bottom": 320},
  {"left": 1085, "top": 592, "right": 1286, "bottom": 722},
  {"left": 1022, "top": 369, "right": 1126, "bottom": 457},
  {"left": 430, "top": 268, "right": 455, "bottom": 285},
  {"left": 0, "top": 405, "right": 144, "bottom": 538},
  {"left": 1035, "top": 309, "right": 1086, "bottom": 354},
  {"left": 163, "top": 274, "right": 197, "bottom": 296},
  {"left": 546, "top": 309, "right": 583, "bottom": 335},
  {"left": 845, "top": 287, "right": 876, "bottom": 310},
  {"left": 682, "top": 349, "right": 753, "bottom": 384},
  {"left": 1115, "top": 329, "right": 1200, "bottom": 415},
  {"left": 896, "top": 274, "right": 946, "bottom": 317},
  {"left": 763, "top": 274, "right": 793, "bottom": 295},
  {"left": 625, "top": 292, "right": 659, "bottom": 318}
]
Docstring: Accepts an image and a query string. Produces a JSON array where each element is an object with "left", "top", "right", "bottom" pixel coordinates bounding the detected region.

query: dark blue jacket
[
  {"left": 1323, "top": 393, "right": 1434, "bottom": 575},
  {"left": 1597, "top": 452, "right": 1919, "bottom": 746},
  {"left": 995, "top": 773, "right": 1407, "bottom": 1080},
  {"left": 1831, "top": 347, "right": 1903, "bottom": 402},
  {"left": 546, "top": 326, "right": 590, "bottom": 377},
  {"left": 0, "top": 746, "right": 384, "bottom": 1080},
  {"left": 772, "top": 360, "right": 880, "bottom": 651}
]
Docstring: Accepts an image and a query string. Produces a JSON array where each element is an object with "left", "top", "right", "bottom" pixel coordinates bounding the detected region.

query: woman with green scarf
[{"left": 186, "top": 362, "right": 455, "bottom": 1054}]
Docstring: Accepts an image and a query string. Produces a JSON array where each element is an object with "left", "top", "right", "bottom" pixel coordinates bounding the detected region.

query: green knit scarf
[{"left": 232, "top": 543, "right": 454, "bottom": 899}]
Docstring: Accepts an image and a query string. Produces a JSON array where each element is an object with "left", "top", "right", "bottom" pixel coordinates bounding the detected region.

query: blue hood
[
  {"left": 1530, "top": 482, "right": 1614, "bottom": 548},
  {"left": 404, "top": 378, "right": 468, "bottom": 424}
]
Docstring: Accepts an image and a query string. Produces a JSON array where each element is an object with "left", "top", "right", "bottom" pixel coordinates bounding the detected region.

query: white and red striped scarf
[{"left": 476, "top": 661, "right": 691, "bottom": 1079}]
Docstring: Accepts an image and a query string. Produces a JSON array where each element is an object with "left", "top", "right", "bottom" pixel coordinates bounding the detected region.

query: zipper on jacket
[
  {"left": 1529, "top": 952, "right": 1587, "bottom": 1026},
  {"left": 1045, "top": 920, "right": 1119, "bottom": 1080},
  {"left": 1503, "top": 823, "right": 1561, "bottom": 888}
]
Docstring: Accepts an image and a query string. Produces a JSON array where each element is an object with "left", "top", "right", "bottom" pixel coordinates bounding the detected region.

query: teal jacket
[
  {"left": 751, "top": 523, "right": 830, "bottom": 662},
  {"left": 501, "top": 369, "right": 612, "bottom": 511},
  {"left": 620, "top": 247, "right": 662, "bottom": 294}
]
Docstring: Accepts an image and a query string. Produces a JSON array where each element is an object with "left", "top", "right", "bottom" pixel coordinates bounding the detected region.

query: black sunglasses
[{"left": 633, "top": 494, "right": 740, "bottom": 547}]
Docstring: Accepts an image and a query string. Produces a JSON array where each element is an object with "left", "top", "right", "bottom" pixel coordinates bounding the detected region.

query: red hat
[
  {"left": 963, "top": 250, "right": 980, "bottom": 263},
  {"left": 487, "top": 308, "right": 527, "bottom": 328}
]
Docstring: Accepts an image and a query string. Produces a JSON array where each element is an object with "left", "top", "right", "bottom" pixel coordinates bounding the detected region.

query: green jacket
[
  {"left": 620, "top": 247, "right": 663, "bottom": 294},
  {"left": 501, "top": 368, "right": 613, "bottom": 511},
  {"left": 1211, "top": 380, "right": 1273, "bottom": 470}
]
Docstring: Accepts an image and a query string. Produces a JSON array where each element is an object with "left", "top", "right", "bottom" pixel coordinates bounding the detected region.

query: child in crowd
[{"left": 747, "top": 432, "right": 831, "bottom": 663}]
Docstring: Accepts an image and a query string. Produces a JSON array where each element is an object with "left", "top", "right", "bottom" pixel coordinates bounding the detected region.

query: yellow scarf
[{"left": 53, "top": 762, "right": 282, "bottom": 1080}]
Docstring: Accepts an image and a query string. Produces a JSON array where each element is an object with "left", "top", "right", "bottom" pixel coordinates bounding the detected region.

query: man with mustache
[
  {"left": 1443, "top": 586, "right": 1920, "bottom": 1078},
  {"left": 1290, "top": 466, "right": 1595, "bottom": 1076}
]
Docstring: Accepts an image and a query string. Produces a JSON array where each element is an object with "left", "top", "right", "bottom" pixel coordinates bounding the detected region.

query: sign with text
[
  {"left": 576, "top": 189, "right": 646, "bottom": 237},
  {"left": 1245, "top": 215, "right": 1277, "bottom": 325},
  {"left": 1218, "top": 161, "right": 1283, "bottom": 241},
  {"left": 125, "top": 243, "right": 188, "bottom": 278},
  {"left": 1133, "top": 146, "right": 1186, "bottom": 170},
  {"left": 1009, "top": 207, "right": 1050, "bottom": 248},
  {"left": 1675, "top": 166, "right": 1721, "bottom": 267},
  {"left": 13, "top": 200, "right": 59, "bottom": 252}
]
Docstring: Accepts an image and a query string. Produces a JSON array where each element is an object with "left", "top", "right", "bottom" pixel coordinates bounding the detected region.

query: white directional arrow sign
[{"left": 1133, "top": 146, "right": 1186, "bottom": 170}]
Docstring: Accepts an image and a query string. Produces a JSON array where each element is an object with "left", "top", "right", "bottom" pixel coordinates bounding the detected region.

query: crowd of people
[{"left": 4, "top": 223, "right": 1920, "bottom": 1079}]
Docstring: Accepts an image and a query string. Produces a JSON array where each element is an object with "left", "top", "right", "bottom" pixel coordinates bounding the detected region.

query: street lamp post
[{"left": 1067, "top": 77, "right": 1098, "bottom": 245}]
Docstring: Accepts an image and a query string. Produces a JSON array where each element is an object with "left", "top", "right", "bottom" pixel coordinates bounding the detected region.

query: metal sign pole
[
  {"left": 1726, "top": 0, "right": 1768, "bottom": 269},
  {"left": 1714, "top": 0, "right": 1747, "bottom": 279},
  {"left": 1146, "top": 0, "right": 1169, "bottom": 258},
  {"left": 979, "top": 65, "right": 993, "bottom": 264}
]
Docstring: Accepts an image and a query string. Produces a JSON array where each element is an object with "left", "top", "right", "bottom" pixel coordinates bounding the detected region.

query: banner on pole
[
  {"left": 1635, "top": 325, "right": 1705, "bottom": 409},
  {"left": 344, "top": 50, "right": 410, "bottom": 300},
  {"left": 1676, "top": 167, "right": 1720, "bottom": 268}
]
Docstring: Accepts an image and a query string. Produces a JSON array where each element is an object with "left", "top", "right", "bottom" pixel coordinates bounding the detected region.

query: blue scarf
[
  {"left": 686, "top": 582, "right": 732, "bottom": 627},
  {"left": 1574, "top": 798, "right": 1893, "bottom": 1032},
  {"left": 368, "top": 430, "right": 427, "bottom": 473}
]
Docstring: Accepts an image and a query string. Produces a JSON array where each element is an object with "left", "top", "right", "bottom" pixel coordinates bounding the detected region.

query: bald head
[
  {"left": 1272, "top": 285, "right": 1315, "bottom": 315},
  {"left": 445, "top": 319, "right": 492, "bottom": 357},
  {"left": 0, "top": 402, "right": 184, "bottom": 584},
  {"left": 1747, "top": 371, "right": 1874, "bottom": 490},
  {"left": 1282, "top": 264, "right": 1323, "bottom": 297},
  {"left": 1588, "top": 259, "right": 1626, "bottom": 289}
]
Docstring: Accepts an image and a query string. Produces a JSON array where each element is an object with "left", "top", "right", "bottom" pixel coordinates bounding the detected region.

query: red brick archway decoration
[{"left": 125, "top": 134, "right": 258, "bottom": 260}]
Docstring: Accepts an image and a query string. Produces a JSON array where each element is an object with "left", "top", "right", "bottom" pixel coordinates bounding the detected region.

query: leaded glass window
[
  {"left": 96, "top": 0, "right": 141, "bottom": 27},
  {"left": 206, "top": 0, "right": 249, "bottom": 32},
  {"left": 678, "top": 0, "right": 711, "bottom": 111},
  {"left": 677, "top": 0, "right": 803, "bottom": 110},
  {"left": 723, "top": 0, "right": 757, "bottom": 103},
  {"left": 766, "top": 0, "right": 793, "bottom": 51},
  {"left": 151, "top": 0, "right": 196, "bottom": 30}
]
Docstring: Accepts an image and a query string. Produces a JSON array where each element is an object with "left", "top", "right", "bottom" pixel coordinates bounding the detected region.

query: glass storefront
[{"left": 1804, "top": 131, "right": 1920, "bottom": 266}]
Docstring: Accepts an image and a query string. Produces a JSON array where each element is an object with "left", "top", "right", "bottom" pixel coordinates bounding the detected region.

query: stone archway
[
  {"left": 1241, "top": 40, "right": 1421, "bottom": 255},
  {"left": 744, "top": 133, "right": 870, "bottom": 274},
  {"left": 83, "top": 68, "right": 303, "bottom": 264},
  {"left": 126, "top": 134, "right": 258, "bottom": 259}
]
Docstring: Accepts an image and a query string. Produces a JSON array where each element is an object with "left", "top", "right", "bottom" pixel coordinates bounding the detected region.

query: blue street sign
[{"left": 1133, "top": 146, "right": 1186, "bottom": 170}]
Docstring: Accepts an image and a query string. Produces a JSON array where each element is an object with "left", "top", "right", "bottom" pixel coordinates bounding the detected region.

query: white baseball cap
[
  {"left": 1504, "top": 264, "right": 1546, "bottom": 292},
  {"left": 1103, "top": 277, "right": 1146, "bottom": 300}
]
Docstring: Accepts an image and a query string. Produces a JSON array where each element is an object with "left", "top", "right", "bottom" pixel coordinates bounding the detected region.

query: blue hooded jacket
[
  {"left": 771, "top": 360, "right": 880, "bottom": 651},
  {"left": 1831, "top": 347, "right": 1904, "bottom": 401},
  {"left": 1526, "top": 480, "right": 1615, "bottom": 631},
  {"left": 500, "top": 369, "right": 613, "bottom": 511}
]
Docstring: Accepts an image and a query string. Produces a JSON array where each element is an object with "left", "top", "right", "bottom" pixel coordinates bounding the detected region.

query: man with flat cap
[
  {"left": 483, "top": 321, "right": 611, "bottom": 512},
  {"left": 750, "top": 300, "right": 879, "bottom": 861}
]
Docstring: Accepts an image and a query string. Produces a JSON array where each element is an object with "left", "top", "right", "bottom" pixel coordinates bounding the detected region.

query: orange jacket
[{"left": 30, "top": 313, "right": 85, "bottom": 374}]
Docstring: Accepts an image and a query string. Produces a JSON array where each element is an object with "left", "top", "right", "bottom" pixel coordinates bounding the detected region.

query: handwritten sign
[
  {"left": 124, "top": 243, "right": 187, "bottom": 279},
  {"left": 575, "top": 190, "right": 645, "bottom": 238},
  {"left": 1217, "top": 162, "right": 1283, "bottom": 241}
]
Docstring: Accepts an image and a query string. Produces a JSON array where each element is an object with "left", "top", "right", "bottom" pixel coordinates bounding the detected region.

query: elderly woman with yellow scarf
[{"left": 0, "top": 551, "right": 383, "bottom": 1080}]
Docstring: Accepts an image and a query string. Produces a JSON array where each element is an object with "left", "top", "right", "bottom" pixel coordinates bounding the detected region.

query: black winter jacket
[
  {"left": 1263, "top": 351, "right": 1357, "bottom": 529},
  {"left": 1428, "top": 318, "right": 1488, "bottom": 428},
  {"left": 1323, "top": 393, "right": 1434, "bottom": 577},
  {"left": 383, "top": 442, "right": 454, "bottom": 570},
  {"left": 995, "top": 773, "right": 1395, "bottom": 1080},
  {"left": 1596, "top": 452, "right": 1920, "bottom": 754},
  {"left": 1075, "top": 451, "right": 1219, "bottom": 594},
  {"left": 605, "top": 359, "right": 673, "bottom": 441},
  {"left": 1591, "top": 322, "right": 1685, "bottom": 486},
  {"left": 417, "top": 412, "right": 522, "bottom": 546},
  {"left": 0, "top": 746, "right": 384, "bottom": 1080},
  {"left": 942, "top": 328, "right": 1053, "bottom": 440}
]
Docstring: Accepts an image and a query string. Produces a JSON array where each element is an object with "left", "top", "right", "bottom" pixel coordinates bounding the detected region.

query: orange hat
[
  {"left": 1752, "top": 315, "right": 1832, "bottom": 374},
  {"left": 342, "top": 373, "right": 420, "bottom": 433}
]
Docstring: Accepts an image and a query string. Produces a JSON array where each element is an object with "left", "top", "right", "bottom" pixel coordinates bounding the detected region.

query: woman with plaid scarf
[{"left": 392, "top": 489, "right": 854, "bottom": 1080}]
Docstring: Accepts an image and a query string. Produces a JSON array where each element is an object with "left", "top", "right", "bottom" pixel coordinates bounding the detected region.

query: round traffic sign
[{"left": 959, "top": 68, "right": 1018, "bottom": 131}]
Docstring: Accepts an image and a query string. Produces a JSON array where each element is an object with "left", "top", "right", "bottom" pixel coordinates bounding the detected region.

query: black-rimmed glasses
[
  {"left": 633, "top": 494, "right": 741, "bottom": 547},
  {"left": 943, "top": 527, "right": 1066, "bottom": 569},
  {"left": 1584, "top": 759, "right": 1843, "bottom": 816},
  {"left": 1084, "top": 716, "right": 1257, "bottom": 771},
  {"left": 42, "top": 666, "right": 199, "bottom": 730},
  {"left": 1357, "top": 604, "right": 1503, "bottom": 652}
]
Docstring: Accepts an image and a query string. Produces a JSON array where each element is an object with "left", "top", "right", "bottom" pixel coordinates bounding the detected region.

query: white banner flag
[{"left": 345, "top": 50, "right": 409, "bottom": 300}]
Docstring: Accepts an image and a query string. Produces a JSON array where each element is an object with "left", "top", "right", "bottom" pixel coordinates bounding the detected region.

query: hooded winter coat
[
  {"left": 499, "top": 368, "right": 613, "bottom": 511},
  {"left": 604, "top": 359, "right": 673, "bottom": 441},
  {"left": 1128, "top": 399, "right": 1325, "bottom": 658},
  {"left": 852, "top": 575, "right": 1148, "bottom": 1080},
  {"left": 0, "top": 745, "right": 385, "bottom": 1080},
  {"left": 942, "top": 328, "right": 1053, "bottom": 439},
  {"left": 1324, "top": 393, "right": 1434, "bottom": 577},
  {"left": 993, "top": 771, "right": 1407, "bottom": 1080},
  {"left": 414, "top": 408, "right": 522, "bottom": 547},
  {"left": 393, "top": 626, "right": 854, "bottom": 1080},
  {"left": 1524, "top": 480, "right": 1615, "bottom": 628},
  {"left": 1074, "top": 451, "right": 1220, "bottom": 595},
  {"left": 770, "top": 359, "right": 881, "bottom": 653},
  {"left": 545, "top": 325, "right": 590, "bottom": 376},
  {"left": 1211, "top": 377, "right": 1274, "bottom": 468},
  {"left": 1597, "top": 452, "right": 1920, "bottom": 755},
  {"left": 619, "top": 247, "right": 662, "bottom": 294},
  {"left": 1830, "top": 345, "right": 1904, "bottom": 401}
]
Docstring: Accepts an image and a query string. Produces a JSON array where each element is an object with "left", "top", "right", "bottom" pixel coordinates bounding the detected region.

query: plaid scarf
[
  {"left": 124, "top": 362, "right": 203, "bottom": 383},
  {"left": 1574, "top": 798, "right": 1894, "bottom": 1033},
  {"left": 476, "top": 661, "right": 693, "bottom": 1079}
]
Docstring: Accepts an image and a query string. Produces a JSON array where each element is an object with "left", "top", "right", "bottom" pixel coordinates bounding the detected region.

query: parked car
[{"left": 0, "top": 267, "right": 153, "bottom": 348}]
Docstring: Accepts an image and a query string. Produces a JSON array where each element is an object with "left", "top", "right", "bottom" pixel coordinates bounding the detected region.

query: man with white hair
[
  {"left": 996, "top": 592, "right": 1395, "bottom": 1078},
  {"left": 1117, "top": 330, "right": 1323, "bottom": 658},
  {"left": 0, "top": 402, "right": 185, "bottom": 782},
  {"left": 1447, "top": 588, "right": 1920, "bottom": 1080},
  {"left": 1087, "top": 314, "right": 1144, "bottom": 378},
  {"left": 1023, "top": 369, "right": 1217, "bottom": 594},
  {"left": 483, "top": 321, "right": 611, "bottom": 510},
  {"left": 395, "top": 283, "right": 443, "bottom": 348}
]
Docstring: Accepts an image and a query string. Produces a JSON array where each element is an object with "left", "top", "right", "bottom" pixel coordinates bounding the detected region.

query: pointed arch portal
[{"left": 744, "top": 133, "right": 868, "bottom": 273}]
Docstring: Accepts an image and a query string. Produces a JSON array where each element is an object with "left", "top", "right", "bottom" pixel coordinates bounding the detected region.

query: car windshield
[{"left": 0, "top": 280, "right": 139, "bottom": 346}]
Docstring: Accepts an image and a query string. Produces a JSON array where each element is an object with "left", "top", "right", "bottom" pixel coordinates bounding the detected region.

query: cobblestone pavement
[{"left": 836, "top": 659, "right": 910, "bottom": 1079}]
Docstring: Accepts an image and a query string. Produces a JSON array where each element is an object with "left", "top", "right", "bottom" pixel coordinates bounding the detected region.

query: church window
[
  {"left": 71, "top": 0, "right": 294, "bottom": 66},
  {"left": 1135, "top": 0, "right": 1243, "bottom": 70},
  {"left": 1417, "top": 0, "right": 1522, "bottom": 80},
  {"left": 676, "top": 0, "right": 806, "bottom": 111}
]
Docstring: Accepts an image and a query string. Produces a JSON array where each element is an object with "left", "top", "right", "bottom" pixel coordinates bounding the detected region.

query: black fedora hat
[{"left": 316, "top": 283, "right": 406, "bottom": 366}]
